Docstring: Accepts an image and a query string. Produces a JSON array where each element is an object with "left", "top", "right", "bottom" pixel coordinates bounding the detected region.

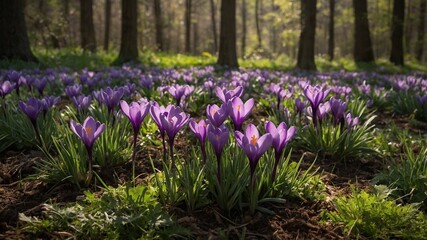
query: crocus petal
[
  {"left": 257, "top": 133, "right": 273, "bottom": 156},
  {"left": 243, "top": 98, "right": 254, "bottom": 118},
  {"left": 234, "top": 131, "right": 244, "bottom": 147},
  {"left": 120, "top": 100, "right": 130, "bottom": 116},
  {"left": 93, "top": 123, "right": 106, "bottom": 140},
  {"left": 245, "top": 124, "right": 259, "bottom": 140}
]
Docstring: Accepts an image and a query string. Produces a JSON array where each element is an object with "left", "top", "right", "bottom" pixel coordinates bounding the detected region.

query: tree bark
[
  {"left": 390, "top": 0, "right": 405, "bottom": 65},
  {"left": 270, "top": 0, "right": 277, "bottom": 54},
  {"left": 255, "top": 0, "right": 262, "bottom": 49},
  {"left": 217, "top": 0, "right": 238, "bottom": 68},
  {"left": 104, "top": 0, "right": 112, "bottom": 51},
  {"left": 416, "top": 0, "right": 426, "bottom": 62},
  {"left": 241, "top": 0, "right": 247, "bottom": 57},
  {"left": 185, "top": 0, "right": 192, "bottom": 53},
  {"left": 154, "top": 0, "right": 163, "bottom": 51},
  {"left": 297, "top": 0, "right": 317, "bottom": 70},
  {"left": 328, "top": 0, "right": 335, "bottom": 61},
  {"left": 353, "top": 0, "right": 375, "bottom": 63},
  {"left": 0, "top": 0, "right": 37, "bottom": 62},
  {"left": 210, "top": 0, "right": 218, "bottom": 53},
  {"left": 114, "top": 0, "right": 139, "bottom": 64},
  {"left": 80, "top": 0, "right": 96, "bottom": 53},
  {"left": 193, "top": 19, "right": 199, "bottom": 54}
]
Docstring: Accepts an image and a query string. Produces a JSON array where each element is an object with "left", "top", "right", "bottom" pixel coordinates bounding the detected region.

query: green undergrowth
[
  {"left": 20, "top": 185, "right": 191, "bottom": 239},
  {"left": 1, "top": 48, "right": 426, "bottom": 73},
  {"left": 325, "top": 185, "right": 427, "bottom": 239}
]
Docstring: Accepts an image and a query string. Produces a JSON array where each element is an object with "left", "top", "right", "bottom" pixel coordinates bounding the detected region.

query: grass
[{"left": 1, "top": 47, "right": 426, "bottom": 73}]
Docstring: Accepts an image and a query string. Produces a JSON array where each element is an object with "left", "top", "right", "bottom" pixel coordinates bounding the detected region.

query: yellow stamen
[
  {"left": 212, "top": 109, "right": 217, "bottom": 115},
  {"left": 251, "top": 135, "right": 257, "bottom": 145},
  {"left": 237, "top": 105, "right": 241, "bottom": 112},
  {"left": 86, "top": 127, "right": 92, "bottom": 135}
]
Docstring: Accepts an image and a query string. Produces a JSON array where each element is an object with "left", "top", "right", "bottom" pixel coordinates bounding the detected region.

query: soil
[{"left": 0, "top": 114, "right": 424, "bottom": 240}]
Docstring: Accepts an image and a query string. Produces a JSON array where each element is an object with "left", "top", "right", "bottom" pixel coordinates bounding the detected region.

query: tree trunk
[
  {"left": 255, "top": 0, "right": 262, "bottom": 49},
  {"left": 0, "top": 0, "right": 37, "bottom": 62},
  {"left": 217, "top": 0, "right": 238, "bottom": 68},
  {"left": 297, "top": 0, "right": 317, "bottom": 70},
  {"left": 104, "top": 0, "right": 111, "bottom": 51},
  {"left": 405, "top": 0, "right": 413, "bottom": 55},
  {"left": 185, "top": 0, "right": 192, "bottom": 53},
  {"left": 241, "top": 0, "right": 247, "bottom": 57},
  {"left": 114, "top": 0, "right": 138, "bottom": 64},
  {"left": 353, "top": 0, "right": 375, "bottom": 63},
  {"left": 193, "top": 19, "right": 199, "bottom": 54},
  {"left": 154, "top": 0, "right": 163, "bottom": 51},
  {"left": 416, "top": 0, "right": 426, "bottom": 62},
  {"left": 390, "top": 0, "right": 405, "bottom": 65},
  {"left": 210, "top": 0, "right": 218, "bottom": 53},
  {"left": 80, "top": 0, "right": 96, "bottom": 53},
  {"left": 328, "top": 0, "right": 335, "bottom": 61},
  {"left": 270, "top": 0, "right": 277, "bottom": 54}
]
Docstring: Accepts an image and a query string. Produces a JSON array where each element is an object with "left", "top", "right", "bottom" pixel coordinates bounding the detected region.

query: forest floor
[{"left": 0, "top": 129, "right": 387, "bottom": 239}]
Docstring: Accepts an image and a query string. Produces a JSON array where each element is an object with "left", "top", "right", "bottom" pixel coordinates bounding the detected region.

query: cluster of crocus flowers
[
  {"left": 303, "top": 84, "right": 330, "bottom": 128},
  {"left": 206, "top": 104, "right": 228, "bottom": 127},
  {"left": 93, "top": 87, "right": 124, "bottom": 114},
  {"left": 71, "top": 95, "right": 92, "bottom": 113},
  {"left": 167, "top": 84, "right": 194, "bottom": 108},
  {"left": 329, "top": 97, "right": 348, "bottom": 127},
  {"left": 70, "top": 116, "right": 105, "bottom": 185},
  {"left": 150, "top": 103, "right": 190, "bottom": 168}
]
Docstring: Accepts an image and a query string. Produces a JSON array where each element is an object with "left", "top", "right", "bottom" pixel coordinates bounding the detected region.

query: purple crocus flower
[
  {"left": 303, "top": 85, "right": 330, "bottom": 127},
  {"left": 120, "top": 99, "right": 150, "bottom": 182},
  {"left": 159, "top": 105, "right": 190, "bottom": 167},
  {"left": 18, "top": 97, "right": 43, "bottom": 125},
  {"left": 120, "top": 100, "right": 150, "bottom": 136},
  {"left": 150, "top": 103, "right": 174, "bottom": 164},
  {"left": 96, "top": 87, "right": 124, "bottom": 114},
  {"left": 295, "top": 98, "right": 305, "bottom": 117},
  {"left": 168, "top": 85, "right": 194, "bottom": 107},
  {"left": 71, "top": 95, "right": 92, "bottom": 112},
  {"left": 60, "top": 73, "right": 75, "bottom": 86},
  {"left": 18, "top": 97, "right": 45, "bottom": 146},
  {"left": 215, "top": 86, "right": 243, "bottom": 103},
  {"left": 207, "top": 124, "right": 230, "bottom": 182},
  {"left": 0, "top": 81, "right": 16, "bottom": 98},
  {"left": 70, "top": 116, "right": 105, "bottom": 184},
  {"left": 265, "top": 121, "right": 296, "bottom": 182},
  {"left": 329, "top": 98, "right": 348, "bottom": 126},
  {"left": 235, "top": 124, "right": 272, "bottom": 179},
  {"left": 7, "top": 71, "right": 24, "bottom": 96},
  {"left": 227, "top": 97, "right": 254, "bottom": 131},
  {"left": 189, "top": 119, "right": 208, "bottom": 163},
  {"left": 33, "top": 77, "right": 47, "bottom": 96},
  {"left": 206, "top": 104, "right": 228, "bottom": 127},
  {"left": 416, "top": 95, "right": 427, "bottom": 106},
  {"left": 41, "top": 96, "right": 60, "bottom": 113},
  {"left": 139, "top": 75, "right": 154, "bottom": 89},
  {"left": 345, "top": 113, "right": 359, "bottom": 128},
  {"left": 65, "top": 84, "right": 83, "bottom": 98}
]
